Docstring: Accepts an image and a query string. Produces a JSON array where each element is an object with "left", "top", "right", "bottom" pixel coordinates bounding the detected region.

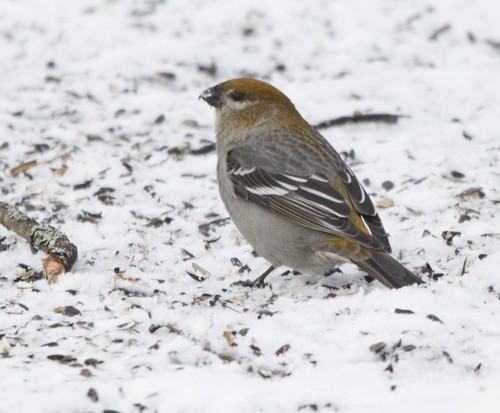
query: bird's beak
[{"left": 199, "top": 85, "right": 221, "bottom": 108}]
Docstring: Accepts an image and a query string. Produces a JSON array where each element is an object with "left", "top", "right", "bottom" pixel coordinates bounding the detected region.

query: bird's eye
[{"left": 229, "top": 91, "right": 246, "bottom": 102}]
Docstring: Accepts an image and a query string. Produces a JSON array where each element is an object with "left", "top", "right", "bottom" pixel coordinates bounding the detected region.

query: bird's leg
[{"left": 231, "top": 265, "right": 275, "bottom": 288}]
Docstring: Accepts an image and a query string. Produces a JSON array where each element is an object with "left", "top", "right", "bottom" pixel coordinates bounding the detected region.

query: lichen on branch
[{"left": 0, "top": 202, "right": 78, "bottom": 281}]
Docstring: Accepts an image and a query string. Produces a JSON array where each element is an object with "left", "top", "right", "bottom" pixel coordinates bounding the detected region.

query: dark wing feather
[
  {"left": 362, "top": 214, "right": 392, "bottom": 253},
  {"left": 337, "top": 162, "right": 392, "bottom": 252},
  {"left": 226, "top": 147, "right": 387, "bottom": 251}
]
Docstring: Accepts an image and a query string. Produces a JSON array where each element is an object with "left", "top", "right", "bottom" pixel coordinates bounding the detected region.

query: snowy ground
[{"left": 1, "top": 0, "right": 500, "bottom": 412}]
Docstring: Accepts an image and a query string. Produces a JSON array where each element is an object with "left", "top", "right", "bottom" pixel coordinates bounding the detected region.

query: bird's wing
[
  {"left": 225, "top": 139, "right": 391, "bottom": 252},
  {"left": 336, "top": 161, "right": 392, "bottom": 253}
]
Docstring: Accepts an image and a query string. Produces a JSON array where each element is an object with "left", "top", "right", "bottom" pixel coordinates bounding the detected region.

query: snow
[{"left": 1, "top": 0, "right": 500, "bottom": 412}]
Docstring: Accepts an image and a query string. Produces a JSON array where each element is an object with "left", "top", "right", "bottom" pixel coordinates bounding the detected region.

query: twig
[
  {"left": 190, "top": 142, "right": 216, "bottom": 155},
  {"left": 0, "top": 202, "right": 78, "bottom": 282},
  {"left": 314, "top": 112, "right": 407, "bottom": 130},
  {"left": 486, "top": 39, "right": 500, "bottom": 51},
  {"left": 10, "top": 160, "right": 38, "bottom": 176},
  {"left": 429, "top": 24, "right": 451, "bottom": 41}
]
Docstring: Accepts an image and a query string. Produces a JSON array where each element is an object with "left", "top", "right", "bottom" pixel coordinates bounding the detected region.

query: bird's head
[{"left": 200, "top": 78, "right": 303, "bottom": 138}]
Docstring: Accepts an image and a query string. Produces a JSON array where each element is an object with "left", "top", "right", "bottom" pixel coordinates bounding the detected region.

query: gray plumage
[{"left": 201, "top": 78, "right": 424, "bottom": 289}]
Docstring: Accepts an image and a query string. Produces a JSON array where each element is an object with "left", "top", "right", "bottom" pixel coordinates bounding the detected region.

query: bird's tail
[{"left": 356, "top": 250, "right": 424, "bottom": 289}]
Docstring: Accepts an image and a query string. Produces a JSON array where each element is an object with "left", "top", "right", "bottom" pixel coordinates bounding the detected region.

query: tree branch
[
  {"left": 314, "top": 112, "right": 408, "bottom": 130},
  {"left": 0, "top": 202, "right": 78, "bottom": 282}
]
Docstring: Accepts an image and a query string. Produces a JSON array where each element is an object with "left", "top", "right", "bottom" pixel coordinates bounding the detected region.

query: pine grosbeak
[{"left": 200, "top": 78, "right": 423, "bottom": 288}]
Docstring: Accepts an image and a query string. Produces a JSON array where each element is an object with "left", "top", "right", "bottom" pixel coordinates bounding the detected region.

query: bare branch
[
  {"left": 314, "top": 112, "right": 408, "bottom": 130},
  {"left": 0, "top": 202, "right": 78, "bottom": 281}
]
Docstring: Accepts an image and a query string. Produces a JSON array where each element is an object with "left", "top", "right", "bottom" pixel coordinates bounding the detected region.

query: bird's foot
[{"left": 231, "top": 266, "right": 275, "bottom": 289}]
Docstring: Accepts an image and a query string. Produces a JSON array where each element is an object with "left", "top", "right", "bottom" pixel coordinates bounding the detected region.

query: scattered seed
[
  {"left": 275, "top": 344, "right": 291, "bottom": 356},
  {"left": 73, "top": 179, "right": 93, "bottom": 191},
  {"left": 192, "top": 263, "right": 211, "bottom": 279},
  {"left": 182, "top": 119, "right": 198, "bottom": 128},
  {"left": 460, "top": 258, "right": 468, "bottom": 276},
  {"left": 197, "top": 62, "right": 217, "bottom": 77},
  {"left": 62, "top": 306, "right": 81, "bottom": 317},
  {"left": 10, "top": 160, "right": 38, "bottom": 176},
  {"left": 48, "top": 354, "right": 76, "bottom": 363},
  {"left": 157, "top": 71, "right": 176, "bottom": 80},
  {"left": 406, "top": 207, "right": 423, "bottom": 216},
  {"left": 117, "top": 321, "right": 137, "bottom": 330},
  {"left": 486, "top": 39, "right": 500, "bottom": 51},
  {"left": 377, "top": 198, "right": 394, "bottom": 208},
  {"left": 167, "top": 145, "right": 191, "bottom": 156},
  {"left": 250, "top": 345, "right": 261, "bottom": 356},
  {"left": 204, "top": 236, "right": 221, "bottom": 250},
  {"left": 395, "top": 308, "right": 414, "bottom": 314},
  {"left": 93, "top": 187, "right": 116, "bottom": 205},
  {"left": 298, "top": 404, "right": 319, "bottom": 411},
  {"left": 149, "top": 341, "right": 160, "bottom": 351},
  {"left": 450, "top": 170, "right": 465, "bottom": 179},
  {"left": 181, "top": 249, "right": 195, "bottom": 259},
  {"left": 462, "top": 130, "right": 474, "bottom": 140},
  {"left": 191, "top": 142, "right": 216, "bottom": 155},
  {"left": 186, "top": 271, "right": 204, "bottom": 282},
  {"left": 231, "top": 257, "right": 243, "bottom": 267},
  {"left": 238, "top": 264, "right": 251, "bottom": 273},
  {"left": 80, "top": 368, "right": 92, "bottom": 377},
  {"left": 370, "top": 342, "right": 386, "bottom": 353},
  {"left": 2, "top": 337, "right": 12, "bottom": 353},
  {"left": 427, "top": 314, "right": 443, "bottom": 323},
  {"left": 257, "top": 369, "right": 273, "bottom": 379},
  {"left": 77, "top": 210, "right": 102, "bottom": 224},
  {"left": 458, "top": 214, "right": 471, "bottom": 223},
  {"left": 481, "top": 233, "right": 500, "bottom": 238},
  {"left": 87, "top": 388, "right": 99, "bottom": 402},
  {"left": 391, "top": 339, "right": 402, "bottom": 352},
  {"left": 53, "top": 164, "right": 68, "bottom": 176},
  {"left": 441, "top": 230, "right": 461, "bottom": 246},
  {"left": 154, "top": 114, "right": 165, "bottom": 124},
  {"left": 145, "top": 217, "right": 172, "bottom": 227},
  {"left": 442, "top": 351, "right": 453, "bottom": 364},
  {"left": 218, "top": 352, "right": 238, "bottom": 363},
  {"left": 257, "top": 309, "right": 274, "bottom": 319},
  {"left": 114, "top": 108, "right": 126, "bottom": 118},
  {"left": 364, "top": 275, "right": 374, "bottom": 283},
  {"left": 45, "top": 76, "right": 61, "bottom": 83},
  {"left": 84, "top": 358, "right": 103, "bottom": 367},
  {"left": 382, "top": 181, "right": 394, "bottom": 191},
  {"left": 149, "top": 324, "right": 163, "bottom": 334},
  {"left": 457, "top": 187, "right": 485, "bottom": 200},
  {"left": 223, "top": 331, "right": 235, "bottom": 346},
  {"left": 47, "top": 354, "right": 64, "bottom": 361},
  {"left": 121, "top": 160, "right": 132, "bottom": 173}
]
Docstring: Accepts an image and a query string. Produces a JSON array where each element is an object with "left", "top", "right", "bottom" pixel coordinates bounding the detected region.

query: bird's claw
[{"left": 231, "top": 276, "right": 268, "bottom": 289}]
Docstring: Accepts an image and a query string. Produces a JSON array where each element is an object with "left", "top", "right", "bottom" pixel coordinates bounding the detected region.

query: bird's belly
[{"left": 219, "top": 180, "right": 344, "bottom": 274}]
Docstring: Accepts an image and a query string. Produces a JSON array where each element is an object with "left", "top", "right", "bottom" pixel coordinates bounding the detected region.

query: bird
[{"left": 200, "top": 78, "right": 423, "bottom": 289}]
